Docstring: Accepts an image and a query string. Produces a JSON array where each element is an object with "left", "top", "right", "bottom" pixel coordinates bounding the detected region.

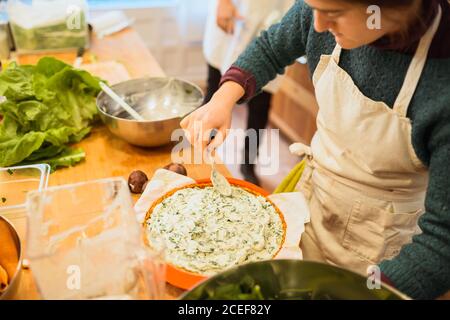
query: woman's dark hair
[
  {"left": 347, "top": 0, "right": 427, "bottom": 41},
  {"left": 346, "top": 0, "right": 417, "bottom": 7}
]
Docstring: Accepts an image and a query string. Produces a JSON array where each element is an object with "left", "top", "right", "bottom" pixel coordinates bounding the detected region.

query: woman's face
[{"left": 305, "top": 0, "right": 403, "bottom": 49}]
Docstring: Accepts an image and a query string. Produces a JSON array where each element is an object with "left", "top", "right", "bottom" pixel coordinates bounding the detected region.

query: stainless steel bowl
[
  {"left": 97, "top": 77, "right": 204, "bottom": 147},
  {"left": 181, "top": 260, "right": 409, "bottom": 300},
  {"left": 0, "top": 216, "right": 22, "bottom": 300}
]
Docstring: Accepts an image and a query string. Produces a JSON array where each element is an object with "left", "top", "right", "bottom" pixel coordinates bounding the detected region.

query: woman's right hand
[
  {"left": 180, "top": 81, "right": 245, "bottom": 152},
  {"left": 180, "top": 100, "right": 232, "bottom": 152}
]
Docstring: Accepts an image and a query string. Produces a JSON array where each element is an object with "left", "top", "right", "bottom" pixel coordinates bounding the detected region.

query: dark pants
[{"left": 205, "top": 64, "right": 272, "bottom": 164}]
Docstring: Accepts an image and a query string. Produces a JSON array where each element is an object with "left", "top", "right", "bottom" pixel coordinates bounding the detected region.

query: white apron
[
  {"left": 294, "top": 7, "right": 442, "bottom": 274},
  {"left": 203, "top": 0, "right": 294, "bottom": 93}
]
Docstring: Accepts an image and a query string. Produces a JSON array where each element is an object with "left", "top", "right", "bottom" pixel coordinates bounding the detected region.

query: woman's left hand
[{"left": 216, "top": 0, "right": 244, "bottom": 34}]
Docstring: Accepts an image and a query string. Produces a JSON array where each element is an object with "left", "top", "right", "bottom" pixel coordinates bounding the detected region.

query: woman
[
  {"left": 203, "top": 0, "right": 293, "bottom": 185},
  {"left": 182, "top": 0, "right": 450, "bottom": 299}
]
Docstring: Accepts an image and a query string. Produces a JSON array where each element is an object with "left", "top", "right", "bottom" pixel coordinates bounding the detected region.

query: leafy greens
[{"left": 0, "top": 57, "right": 101, "bottom": 171}]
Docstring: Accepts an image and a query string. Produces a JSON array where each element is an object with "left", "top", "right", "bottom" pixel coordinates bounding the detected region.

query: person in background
[
  {"left": 203, "top": 0, "right": 293, "bottom": 185},
  {"left": 183, "top": 0, "right": 450, "bottom": 299}
]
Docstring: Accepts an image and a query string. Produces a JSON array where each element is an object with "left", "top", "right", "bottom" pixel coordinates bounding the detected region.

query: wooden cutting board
[{"left": 80, "top": 61, "right": 131, "bottom": 85}]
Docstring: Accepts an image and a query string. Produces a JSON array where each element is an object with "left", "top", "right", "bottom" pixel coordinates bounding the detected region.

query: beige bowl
[{"left": 0, "top": 216, "right": 22, "bottom": 300}]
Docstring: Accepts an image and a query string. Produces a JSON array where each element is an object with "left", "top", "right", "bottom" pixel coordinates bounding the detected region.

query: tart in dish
[{"left": 144, "top": 181, "right": 286, "bottom": 277}]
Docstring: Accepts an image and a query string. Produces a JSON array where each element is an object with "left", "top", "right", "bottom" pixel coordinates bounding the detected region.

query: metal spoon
[
  {"left": 99, "top": 82, "right": 145, "bottom": 121},
  {"left": 208, "top": 129, "right": 232, "bottom": 197}
]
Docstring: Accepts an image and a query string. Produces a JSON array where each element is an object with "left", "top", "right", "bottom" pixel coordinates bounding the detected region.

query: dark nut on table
[
  {"left": 163, "top": 163, "right": 187, "bottom": 176},
  {"left": 128, "top": 170, "right": 148, "bottom": 194}
]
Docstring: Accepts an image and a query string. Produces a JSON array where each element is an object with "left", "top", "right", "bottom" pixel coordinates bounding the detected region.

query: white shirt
[{"left": 203, "top": 0, "right": 294, "bottom": 94}]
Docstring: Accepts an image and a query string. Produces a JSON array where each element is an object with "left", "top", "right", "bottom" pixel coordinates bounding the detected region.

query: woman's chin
[
  {"left": 335, "top": 36, "right": 361, "bottom": 50},
  {"left": 334, "top": 35, "right": 376, "bottom": 50}
]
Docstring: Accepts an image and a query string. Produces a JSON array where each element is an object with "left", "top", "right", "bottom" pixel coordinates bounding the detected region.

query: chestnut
[
  {"left": 163, "top": 163, "right": 187, "bottom": 176},
  {"left": 128, "top": 170, "right": 148, "bottom": 194}
]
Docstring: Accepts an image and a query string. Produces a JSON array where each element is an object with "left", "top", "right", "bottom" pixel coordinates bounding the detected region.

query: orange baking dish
[{"left": 143, "top": 178, "right": 287, "bottom": 290}]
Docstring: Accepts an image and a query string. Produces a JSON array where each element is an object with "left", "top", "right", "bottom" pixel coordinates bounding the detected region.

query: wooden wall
[{"left": 270, "top": 61, "right": 318, "bottom": 145}]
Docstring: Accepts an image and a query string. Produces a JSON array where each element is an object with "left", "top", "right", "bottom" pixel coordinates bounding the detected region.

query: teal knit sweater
[{"left": 228, "top": 0, "right": 450, "bottom": 299}]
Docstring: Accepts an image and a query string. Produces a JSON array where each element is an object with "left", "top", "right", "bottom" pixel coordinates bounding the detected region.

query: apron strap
[
  {"left": 393, "top": 6, "right": 442, "bottom": 117},
  {"left": 331, "top": 44, "right": 342, "bottom": 64}
]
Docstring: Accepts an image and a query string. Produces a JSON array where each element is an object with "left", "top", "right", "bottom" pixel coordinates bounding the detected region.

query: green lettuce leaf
[
  {"left": 0, "top": 57, "right": 101, "bottom": 169},
  {"left": 0, "top": 131, "right": 46, "bottom": 167},
  {"left": 44, "top": 148, "right": 86, "bottom": 172},
  {"left": 20, "top": 147, "right": 86, "bottom": 172}
]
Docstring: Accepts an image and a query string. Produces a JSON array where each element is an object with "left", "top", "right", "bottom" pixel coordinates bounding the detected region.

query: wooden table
[{"left": 12, "top": 28, "right": 231, "bottom": 300}]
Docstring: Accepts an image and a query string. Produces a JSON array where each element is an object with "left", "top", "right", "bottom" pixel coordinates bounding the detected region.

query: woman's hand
[
  {"left": 180, "top": 81, "right": 245, "bottom": 152},
  {"left": 180, "top": 100, "right": 232, "bottom": 152},
  {"left": 216, "top": 0, "right": 244, "bottom": 34}
]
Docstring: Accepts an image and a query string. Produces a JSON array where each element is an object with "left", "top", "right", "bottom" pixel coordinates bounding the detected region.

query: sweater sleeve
[
  {"left": 379, "top": 111, "right": 450, "bottom": 300},
  {"left": 221, "top": 0, "right": 312, "bottom": 102}
]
